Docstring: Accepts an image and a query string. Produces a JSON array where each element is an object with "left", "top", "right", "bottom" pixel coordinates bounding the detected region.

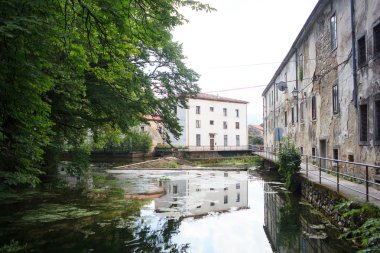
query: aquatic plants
[
  {"left": 0, "top": 240, "right": 27, "bottom": 253},
  {"left": 277, "top": 138, "right": 301, "bottom": 193}
]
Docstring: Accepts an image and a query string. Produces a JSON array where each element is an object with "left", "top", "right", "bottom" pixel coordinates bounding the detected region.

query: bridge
[{"left": 252, "top": 147, "right": 380, "bottom": 207}]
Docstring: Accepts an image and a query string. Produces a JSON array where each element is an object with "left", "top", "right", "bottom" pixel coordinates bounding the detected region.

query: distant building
[
  {"left": 155, "top": 171, "right": 248, "bottom": 217},
  {"left": 262, "top": 0, "right": 380, "bottom": 178},
  {"left": 249, "top": 124, "right": 264, "bottom": 138},
  {"left": 170, "top": 93, "right": 249, "bottom": 151}
]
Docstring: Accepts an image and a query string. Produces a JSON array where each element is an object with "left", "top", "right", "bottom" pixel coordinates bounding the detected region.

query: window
[
  {"left": 284, "top": 111, "right": 288, "bottom": 127},
  {"left": 330, "top": 14, "right": 337, "bottom": 50},
  {"left": 357, "top": 35, "right": 367, "bottom": 67},
  {"left": 235, "top": 109, "right": 239, "bottom": 117},
  {"left": 210, "top": 120, "right": 214, "bottom": 125},
  {"left": 224, "top": 172, "right": 228, "bottom": 177},
  {"left": 333, "top": 148, "right": 339, "bottom": 160},
  {"left": 173, "top": 185, "right": 178, "bottom": 194},
  {"left": 210, "top": 202, "right": 215, "bottom": 206},
  {"left": 300, "top": 102, "right": 304, "bottom": 122},
  {"left": 312, "top": 96, "right": 317, "bottom": 120},
  {"left": 196, "top": 134, "right": 201, "bottom": 146},
  {"left": 196, "top": 120, "right": 201, "bottom": 128},
  {"left": 210, "top": 106, "right": 214, "bottom": 112},
  {"left": 299, "top": 54, "right": 304, "bottom": 81},
  {"left": 223, "top": 108, "right": 227, "bottom": 116},
  {"left": 236, "top": 135, "right": 240, "bottom": 146},
  {"left": 236, "top": 183, "right": 240, "bottom": 189},
  {"left": 224, "top": 187, "right": 228, "bottom": 191},
  {"left": 312, "top": 147, "right": 316, "bottom": 157},
  {"left": 291, "top": 107, "right": 295, "bottom": 124},
  {"left": 196, "top": 106, "right": 200, "bottom": 114},
  {"left": 224, "top": 195, "right": 228, "bottom": 204},
  {"left": 374, "top": 23, "right": 380, "bottom": 56},
  {"left": 375, "top": 96, "right": 380, "bottom": 143},
  {"left": 359, "top": 102, "right": 368, "bottom": 143},
  {"left": 300, "top": 147, "right": 304, "bottom": 155},
  {"left": 348, "top": 154, "right": 354, "bottom": 162},
  {"left": 235, "top": 122, "right": 240, "bottom": 129},
  {"left": 236, "top": 193, "right": 240, "bottom": 203},
  {"left": 332, "top": 84, "right": 339, "bottom": 114},
  {"left": 224, "top": 135, "right": 228, "bottom": 146},
  {"left": 223, "top": 121, "right": 227, "bottom": 129}
]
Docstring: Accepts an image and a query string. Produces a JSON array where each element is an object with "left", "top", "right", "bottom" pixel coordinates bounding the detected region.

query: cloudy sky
[{"left": 173, "top": 0, "right": 319, "bottom": 124}]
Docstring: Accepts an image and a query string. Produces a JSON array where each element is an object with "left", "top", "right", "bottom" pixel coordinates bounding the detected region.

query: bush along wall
[{"left": 277, "top": 138, "right": 301, "bottom": 193}]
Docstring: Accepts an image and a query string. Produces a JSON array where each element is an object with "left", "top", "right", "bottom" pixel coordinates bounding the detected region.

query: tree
[{"left": 0, "top": 0, "right": 214, "bottom": 187}]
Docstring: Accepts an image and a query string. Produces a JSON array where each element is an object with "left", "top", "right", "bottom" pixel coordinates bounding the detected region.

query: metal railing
[
  {"left": 302, "top": 155, "right": 380, "bottom": 202},
  {"left": 156, "top": 145, "right": 252, "bottom": 152},
  {"left": 252, "top": 147, "right": 380, "bottom": 202}
]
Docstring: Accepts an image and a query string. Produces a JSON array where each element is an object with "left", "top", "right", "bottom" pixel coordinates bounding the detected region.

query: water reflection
[
  {"left": 155, "top": 171, "right": 248, "bottom": 217},
  {"left": 263, "top": 182, "right": 355, "bottom": 253},
  {"left": 0, "top": 168, "right": 356, "bottom": 253}
]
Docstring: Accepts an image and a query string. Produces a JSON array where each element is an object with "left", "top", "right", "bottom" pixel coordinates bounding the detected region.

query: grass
[{"left": 193, "top": 156, "right": 263, "bottom": 167}]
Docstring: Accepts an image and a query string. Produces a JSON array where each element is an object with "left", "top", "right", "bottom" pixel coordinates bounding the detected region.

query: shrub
[
  {"left": 334, "top": 201, "right": 380, "bottom": 252},
  {"left": 277, "top": 138, "right": 301, "bottom": 192}
]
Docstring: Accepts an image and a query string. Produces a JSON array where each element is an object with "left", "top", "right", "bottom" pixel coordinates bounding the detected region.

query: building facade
[
  {"left": 171, "top": 93, "right": 249, "bottom": 151},
  {"left": 262, "top": 1, "right": 380, "bottom": 175}
]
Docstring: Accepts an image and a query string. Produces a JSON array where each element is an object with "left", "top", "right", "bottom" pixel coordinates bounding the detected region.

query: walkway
[{"left": 254, "top": 151, "right": 380, "bottom": 207}]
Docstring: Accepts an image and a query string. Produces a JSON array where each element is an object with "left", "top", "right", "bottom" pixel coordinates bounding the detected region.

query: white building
[{"left": 171, "top": 93, "right": 249, "bottom": 151}]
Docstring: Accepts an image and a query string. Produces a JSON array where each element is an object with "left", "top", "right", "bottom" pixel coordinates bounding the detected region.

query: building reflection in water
[
  {"left": 263, "top": 183, "right": 353, "bottom": 253},
  {"left": 155, "top": 171, "right": 248, "bottom": 217}
]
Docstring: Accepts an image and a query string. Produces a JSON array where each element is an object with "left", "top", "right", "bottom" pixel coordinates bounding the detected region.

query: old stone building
[{"left": 262, "top": 0, "right": 380, "bottom": 177}]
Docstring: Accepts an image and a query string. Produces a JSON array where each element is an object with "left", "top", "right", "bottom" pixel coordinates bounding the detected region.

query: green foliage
[
  {"left": 0, "top": 240, "right": 27, "bottom": 253},
  {"left": 1, "top": 0, "right": 213, "bottom": 186},
  {"left": 334, "top": 201, "right": 380, "bottom": 252},
  {"left": 298, "top": 65, "right": 304, "bottom": 81},
  {"left": 92, "top": 128, "right": 152, "bottom": 153},
  {"left": 277, "top": 138, "right": 301, "bottom": 192},
  {"left": 155, "top": 144, "right": 188, "bottom": 150},
  {"left": 249, "top": 135, "right": 263, "bottom": 145},
  {"left": 160, "top": 160, "right": 179, "bottom": 168}
]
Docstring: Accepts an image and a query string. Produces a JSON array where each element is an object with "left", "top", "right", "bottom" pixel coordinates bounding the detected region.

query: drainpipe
[
  {"left": 295, "top": 47, "right": 299, "bottom": 122},
  {"left": 273, "top": 82, "right": 276, "bottom": 148},
  {"left": 350, "top": 0, "right": 358, "bottom": 108}
]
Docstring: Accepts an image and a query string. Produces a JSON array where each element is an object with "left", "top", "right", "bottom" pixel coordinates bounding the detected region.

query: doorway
[
  {"left": 210, "top": 134, "right": 215, "bottom": 150},
  {"left": 319, "top": 139, "right": 327, "bottom": 169}
]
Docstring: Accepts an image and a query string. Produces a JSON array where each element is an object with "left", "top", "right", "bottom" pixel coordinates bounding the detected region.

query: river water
[{"left": 0, "top": 164, "right": 355, "bottom": 252}]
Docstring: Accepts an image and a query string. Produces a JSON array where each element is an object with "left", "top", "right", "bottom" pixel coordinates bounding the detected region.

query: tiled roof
[{"left": 193, "top": 93, "right": 249, "bottom": 104}]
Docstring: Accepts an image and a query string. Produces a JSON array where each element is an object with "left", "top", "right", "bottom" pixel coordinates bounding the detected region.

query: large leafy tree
[{"left": 0, "top": 0, "right": 213, "bottom": 186}]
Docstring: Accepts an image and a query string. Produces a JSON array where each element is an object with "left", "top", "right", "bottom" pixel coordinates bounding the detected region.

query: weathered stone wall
[{"left": 301, "top": 176, "right": 350, "bottom": 228}]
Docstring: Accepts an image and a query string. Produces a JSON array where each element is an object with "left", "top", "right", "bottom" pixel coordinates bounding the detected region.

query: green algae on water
[{"left": 21, "top": 204, "right": 100, "bottom": 223}]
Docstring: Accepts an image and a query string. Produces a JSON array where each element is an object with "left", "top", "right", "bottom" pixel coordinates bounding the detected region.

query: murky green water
[{"left": 0, "top": 164, "right": 355, "bottom": 252}]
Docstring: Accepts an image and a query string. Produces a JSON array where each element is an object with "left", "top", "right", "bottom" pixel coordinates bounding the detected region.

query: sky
[{"left": 172, "top": 0, "right": 319, "bottom": 125}]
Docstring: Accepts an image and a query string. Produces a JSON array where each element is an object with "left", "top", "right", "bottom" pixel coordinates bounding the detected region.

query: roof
[
  {"left": 262, "top": 0, "right": 328, "bottom": 96},
  {"left": 193, "top": 93, "right": 249, "bottom": 104},
  {"left": 252, "top": 124, "right": 264, "bottom": 131}
]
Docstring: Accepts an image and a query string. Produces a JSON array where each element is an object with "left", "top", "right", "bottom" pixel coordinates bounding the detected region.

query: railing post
[
  {"left": 337, "top": 161, "right": 340, "bottom": 193},
  {"left": 319, "top": 157, "right": 322, "bottom": 184},
  {"left": 306, "top": 156, "right": 309, "bottom": 177},
  {"left": 366, "top": 165, "right": 369, "bottom": 202}
]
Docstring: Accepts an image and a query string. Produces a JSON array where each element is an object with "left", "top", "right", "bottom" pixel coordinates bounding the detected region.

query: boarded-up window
[
  {"left": 300, "top": 102, "right": 304, "bottom": 122},
  {"left": 359, "top": 103, "right": 368, "bottom": 142},
  {"left": 357, "top": 35, "right": 367, "bottom": 67},
  {"left": 332, "top": 84, "right": 339, "bottom": 114},
  {"left": 312, "top": 96, "right": 317, "bottom": 120}
]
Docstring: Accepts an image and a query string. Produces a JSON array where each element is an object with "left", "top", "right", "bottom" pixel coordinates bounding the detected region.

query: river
[{"left": 0, "top": 164, "right": 355, "bottom": 252}]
